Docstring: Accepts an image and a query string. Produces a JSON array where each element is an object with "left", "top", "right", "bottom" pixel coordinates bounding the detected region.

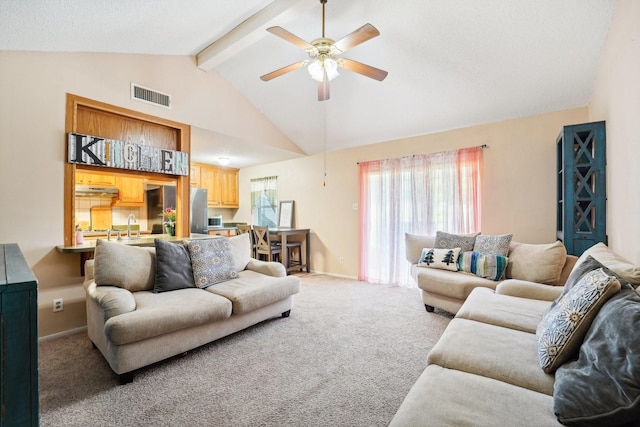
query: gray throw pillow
[
  {"left": 187, "top": 238, "right": 238, "bottom": 288},
  {"left": 536, "top": 268, "right": 621, "bottom": 374},
  {"left": 473, "top": 234, "right": 513, "bottom": 257},
  {"left": 554, "top": 283, "right": 640, "bottom": 426},
  {"left": 153, "top": 239, "right": 196, "bottom": 293},
  {"left": 434, "top": 231, "right": 479, "bottom": 252}
]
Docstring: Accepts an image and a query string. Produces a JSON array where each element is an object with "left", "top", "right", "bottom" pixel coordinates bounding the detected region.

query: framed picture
[{"left": 278, "top": 200, "right": 295, "bottom": 228}]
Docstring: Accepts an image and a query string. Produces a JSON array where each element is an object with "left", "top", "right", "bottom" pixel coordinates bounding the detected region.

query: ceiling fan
[{"left": 260, "top": 0, "right": 388, "bottom": 101}]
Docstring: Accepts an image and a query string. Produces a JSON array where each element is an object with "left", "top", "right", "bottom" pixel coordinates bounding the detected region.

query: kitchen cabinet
[
  {"left": 0, "top": 244, "right": 39, "bottom": 427},
  {"left": 112, "top": 175, "right": 145, "bottom": 207},
  {"left": 193, "top": 162, "right": 239, "bottom": 208},
  {"left": 75, "top": 170, "right": 116, "bottom": 186},
  {"left": 190, "top": 164, "right": 201, "bottom": 187}
]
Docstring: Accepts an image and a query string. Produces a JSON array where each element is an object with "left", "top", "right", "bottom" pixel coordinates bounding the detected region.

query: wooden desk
[{"left": 270, "top": 228, "right": 310, "bottom": 274}]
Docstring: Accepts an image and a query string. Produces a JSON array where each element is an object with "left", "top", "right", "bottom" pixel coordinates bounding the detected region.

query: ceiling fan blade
[
  {"left": 266, "top": 26, "right": 314, "bottom": 50},
  {"left": 318, "top": 73, "right": 330, "bottom": 101},
  {"left": 333, "top": 23, "right": 380, "bottom": 53},
  {"left": 339, "top": 58, "right": 388, "bottom": 81},
  {"left": 260, "top": 61, "right": 307, "bottom": 81}
]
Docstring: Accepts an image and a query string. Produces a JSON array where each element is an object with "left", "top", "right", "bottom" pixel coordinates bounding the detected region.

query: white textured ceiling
[{"left": 0, "top": 0, "right": 617, "bottom": 166}]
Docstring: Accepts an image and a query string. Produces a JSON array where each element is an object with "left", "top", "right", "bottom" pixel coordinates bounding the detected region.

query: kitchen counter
[{"left": 56, "top": 234, "right": 223, "bottom": 275}]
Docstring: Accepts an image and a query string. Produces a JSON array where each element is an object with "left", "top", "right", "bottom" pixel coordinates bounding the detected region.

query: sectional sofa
[{"left": 391, "top": 242, "right": 640, "bottom": 426}]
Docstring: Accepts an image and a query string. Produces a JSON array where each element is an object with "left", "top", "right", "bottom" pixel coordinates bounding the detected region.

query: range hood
[{"left": 75, "top": 185, "right": 119, "bottom": 198}]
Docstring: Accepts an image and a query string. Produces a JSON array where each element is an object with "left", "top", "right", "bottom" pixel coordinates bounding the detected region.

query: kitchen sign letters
[{"left": 67, "top": 132, "right": 189, "bottom": 176}]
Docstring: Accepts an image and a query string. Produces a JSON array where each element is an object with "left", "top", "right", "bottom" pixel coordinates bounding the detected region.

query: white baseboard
[
  {"left": 39, "top": 326, "right": 87, "bottom": 342},
  {"left": 306, "top": 270, "right": 358, "bottom": 281}
]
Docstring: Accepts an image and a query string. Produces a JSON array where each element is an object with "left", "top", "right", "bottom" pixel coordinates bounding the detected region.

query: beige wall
[
  {"left": 1, "top": 0, "right": 637, "bottom": 337},
  {"left": 236, "top": 108, "right": 589, "bottom": 277},
  {"left": 588, "top": 0, "right": 640, "bottom": 264},
  {"left": 0, "top": 52, "right": 296, "bottom": 337}
]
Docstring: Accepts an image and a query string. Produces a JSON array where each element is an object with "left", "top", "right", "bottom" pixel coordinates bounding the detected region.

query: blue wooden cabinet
[
  {"left": 0, "top": 243, "right": 39, "bottom": 427},
  {"left": 556, "top": 121, "right": 607, "bottom": 256}
]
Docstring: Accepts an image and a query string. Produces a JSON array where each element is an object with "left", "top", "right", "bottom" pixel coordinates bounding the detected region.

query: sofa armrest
[
  {"left": 496, "top": 279, "right": 564, "bottom": 301},
  {"left": 85, "top": 259, "right": 95, "bottom": 282},
  {"left": 246, "top": 258, "right": 287, "bottom": 277},
  {"left": 85, "top": 281, "right": 137, "bottom": 320}
]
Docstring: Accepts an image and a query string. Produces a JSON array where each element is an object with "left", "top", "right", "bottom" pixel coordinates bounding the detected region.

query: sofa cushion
[
  {"left": 413, "top": 265, "right": 499, "bottom": 300},
  {"left": 575, "top": 242, "right": 640, "bottom": 286},
  {"left": 458, "top": 251, "right": 508, "bottom": 281},
  {"left": 187, "top": 238, "right": 238, "bottom": 288},
  {"left": 405, "top": 233, "right": 435, "bottom": 264},
  {"left": 94, "top": 239, "right": 156, "bottom": 292},
  {"left": 456, "top": 287, "right": 550, "bottom": 333},
  {"left": 434, "top": 231, "right": 479, "bottom": 252},
  {"left": 390, "top": 365, "right": 561, "bottom": 427},
  {"left": 228, "top": 233, "right": 251, "bottom": 272},
  {"left": 205, "top": 269, "right": 300, "bottom": 315},
  {"left": 506, "top": 241, "right": 567, "bottom": 285},
  {"left": 427, "top": 318, "right": 555, "bottom": 395},
  {"left": 104, "top": 288, "right": 232, "bottom": 345},
  {"left": 153, "top": 239, "right": 196, "bottom": 293},
  {"left": 418, "top": 247, "right": 461, "bottom": 271},
  {"left": 86, "top": 281, "right": 137, "bottom": 320},
  {"left": 553, "top": 284, "right": 640, "bottom": 426},
  {"left": 535, "top": 268, "right": 621, "bottom": 374},
  {"left": 473, "top": 234, "right": 513, "bottom": 257}
]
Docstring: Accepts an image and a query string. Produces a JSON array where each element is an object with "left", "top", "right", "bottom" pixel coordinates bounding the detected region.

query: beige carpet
[{"left": 39, "top": 274, "right": 452, "bottom": 427}]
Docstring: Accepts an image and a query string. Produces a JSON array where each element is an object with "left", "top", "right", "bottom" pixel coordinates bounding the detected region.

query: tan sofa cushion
[
  {"left": 405, "top": 233, "right": 435, "bottom": 264},
  {"left": 104, "top": 288, "right": 232, "bottom": 345},
  {"left": 412, "top": 265, "right": 499, "bottom": 300},
  {"left": 427, "top": 318, "right": 555, "bottom": 395},
  {"left": 575, "top": 242, "right": 640, "bottom": 286},
  {"left": 496, "top": 279, "right": 564, "bottom": 301},
  {"left": 205, "top": 270, "right": 301, "bottom": 315},
  {"left": 456, "top": 287, "right": 551, "bottom": 333},
  {"left": 390, "top": 365, "right": 561, "bottom": 427},
  {"left": 94, "top": 239, "right": 156, "bottom": 292},
  {"left": 228, "top": 233, "right": 251, "bottom": 272},
  {"left": 506, "top": 241, "right": 567, "bottom": 285}
]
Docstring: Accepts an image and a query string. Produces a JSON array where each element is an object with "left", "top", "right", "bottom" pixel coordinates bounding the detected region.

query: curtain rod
[{"left": 356, "top": 144, "right": 488, "bottom": 165}]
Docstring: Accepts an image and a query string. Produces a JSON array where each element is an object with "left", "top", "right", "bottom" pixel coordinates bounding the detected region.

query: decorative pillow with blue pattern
[
  {"left": 187, "top": 238, "right": 238, "bottom": 288},
  {"left": 535, "top": 268, "right": 620, "bottom": 374},
  {"left": 458, "top": 251, "right": 508, "bottom": 281}
]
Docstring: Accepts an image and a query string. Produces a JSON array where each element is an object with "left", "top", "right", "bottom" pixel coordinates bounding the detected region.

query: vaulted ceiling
[{"left": 0, "top": 0, "right": 617, "bottom": 167}]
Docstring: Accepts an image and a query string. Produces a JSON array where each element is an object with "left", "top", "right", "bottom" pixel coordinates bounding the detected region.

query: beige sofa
[
  {"left": 83, "top": 234, "right": 300, "bottom": 384},
  {"left": 391, "top": 243, "right": 640, "bottom": 426},
  {"left": 405, "top": 233, "right": 578, "bottom": 314}
]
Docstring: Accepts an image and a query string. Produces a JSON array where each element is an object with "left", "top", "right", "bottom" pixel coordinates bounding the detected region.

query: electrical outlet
[
  {"left": 352, "top": 203, "right": 358, "bottom": 210},
  {"left": 53, "top": 298, "right": 64, "bottom": 312},
  {"left": 339, "top": 257, "right": 344, "bottom": 264}
]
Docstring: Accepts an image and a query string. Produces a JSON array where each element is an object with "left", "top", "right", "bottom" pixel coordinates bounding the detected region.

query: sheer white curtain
[
  {"left": 251, "top": 176, "right": 278, "bottom": 227},
  {"left": 358, "top": 147, "right": 482, "bottom": 287}
]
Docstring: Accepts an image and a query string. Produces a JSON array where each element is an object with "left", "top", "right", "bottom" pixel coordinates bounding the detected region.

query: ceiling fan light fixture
[{"left": 308, "top": 57, "right": 339, "bottom": 82}]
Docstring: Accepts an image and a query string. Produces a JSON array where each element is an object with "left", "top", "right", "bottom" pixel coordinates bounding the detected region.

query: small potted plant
[{"left": 160, "top": 207, "right": 176, "bottom": 236}]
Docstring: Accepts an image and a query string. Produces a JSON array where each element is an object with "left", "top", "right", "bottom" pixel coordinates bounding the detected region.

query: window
[
  {"left": 251, "top": 176, "right": 278, "bottom": 227},
  {"left": 358, "top": 147, "right": 482, "bottom": 287}
]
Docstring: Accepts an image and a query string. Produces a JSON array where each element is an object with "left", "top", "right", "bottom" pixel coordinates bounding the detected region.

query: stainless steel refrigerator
[
  {"left": 190, "top": 188, "right": 208, "bottom": 235},
  {"left": 147, "top": 186, "right": 208, "bottom": 235}
]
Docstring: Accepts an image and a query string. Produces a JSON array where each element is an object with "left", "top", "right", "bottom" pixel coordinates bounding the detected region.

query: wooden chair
[
  {"left": 285, "top": 240, "right": 303, "bottom": 272},
  {"left": 236, "top": 225, "right": 256, "bottom": 258},
  {"left": 253, "top": 225, "right": 281, "bottom": 262}
]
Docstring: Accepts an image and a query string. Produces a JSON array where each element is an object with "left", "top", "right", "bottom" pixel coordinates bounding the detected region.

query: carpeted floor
[{"left": 39, "top": 274, "right": 452, "bottom": 427}]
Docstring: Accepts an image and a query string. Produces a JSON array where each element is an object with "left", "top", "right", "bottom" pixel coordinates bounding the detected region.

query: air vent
[{"left": 131, "top": 83, "right": 171, "bottom": 108}]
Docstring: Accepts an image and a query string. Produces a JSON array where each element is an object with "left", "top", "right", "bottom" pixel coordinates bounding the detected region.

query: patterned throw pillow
[
  {"left": 458, "top": 251, "right": 509, "bottom": 281},
  {"left": 418, "top": 247, "right": 461, "bottom": 271},
  {"left": 434, "top": 231, "right": 479, "bottom": 252},
  {"left": 535, "top": 268, "right": 621, "bottom": 374},
  {"left": 187, "top": 238, "right": 238, "bottom": 288},
  {"left": 473, "top": 234, "right": 513, "bottom": 257}
]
